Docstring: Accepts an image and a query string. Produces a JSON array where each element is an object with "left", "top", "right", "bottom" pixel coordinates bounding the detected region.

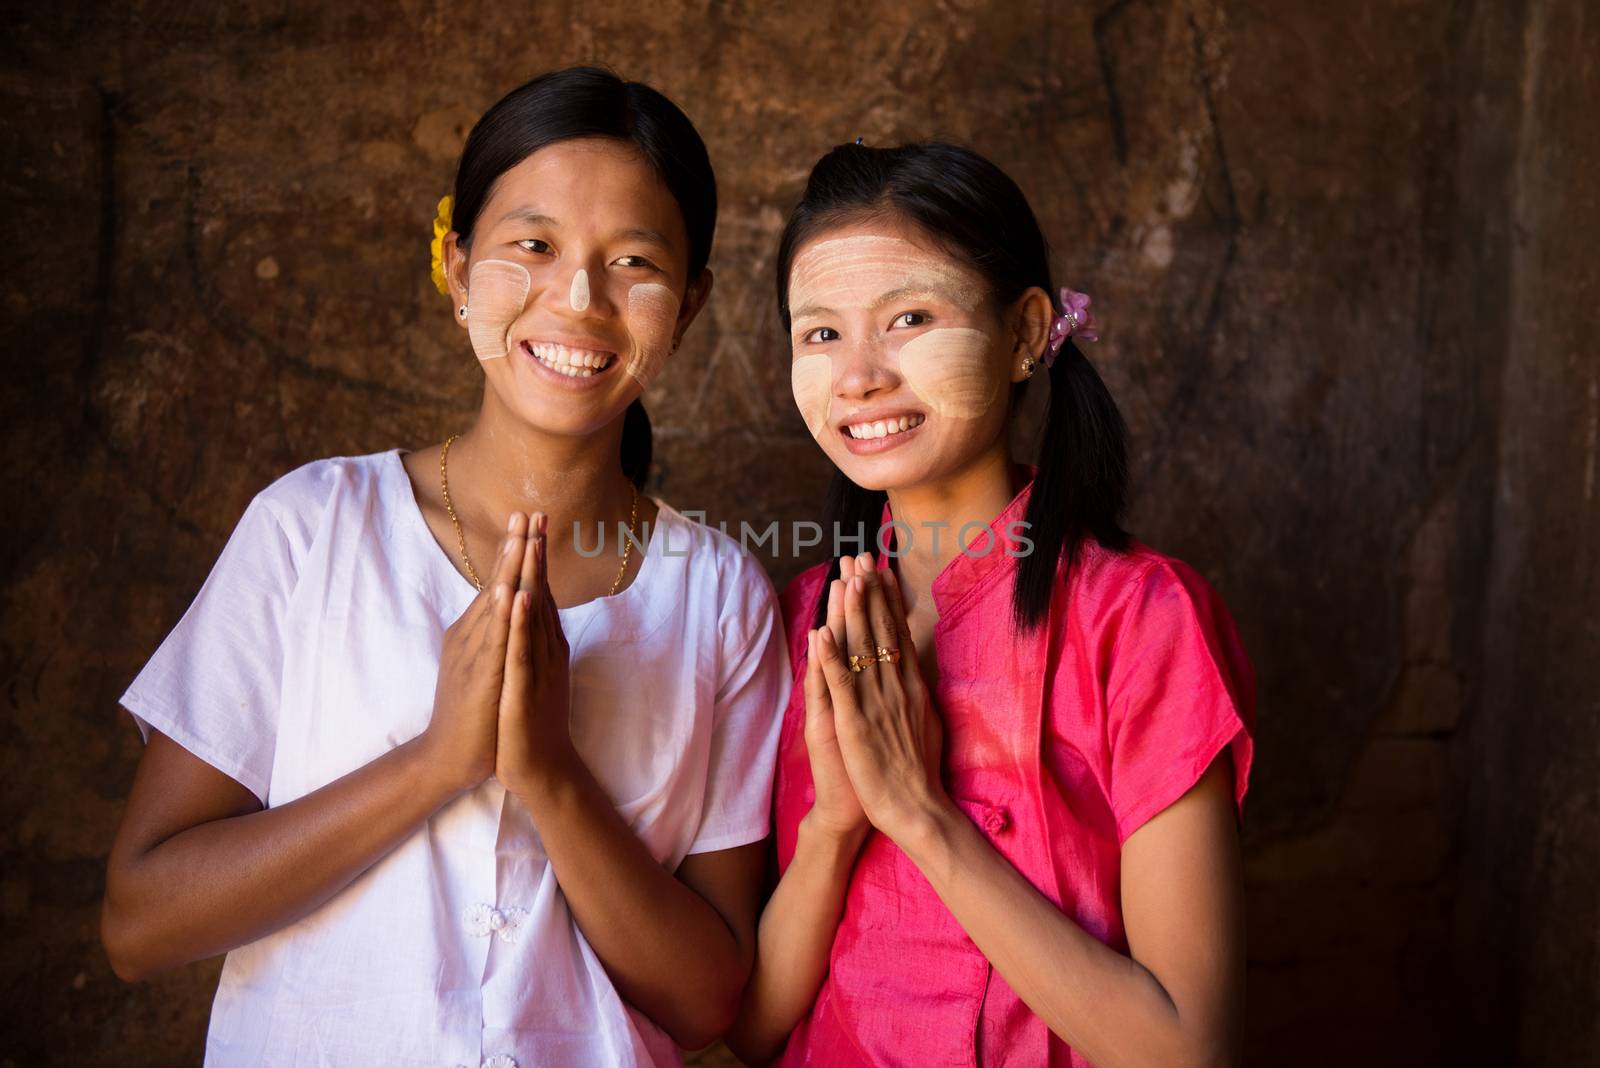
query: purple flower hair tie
[{"left": 1043, "top": 287, "right": 1099, "bottom": 367}]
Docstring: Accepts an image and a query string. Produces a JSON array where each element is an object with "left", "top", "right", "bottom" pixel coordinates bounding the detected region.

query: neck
[
  {"left": 884, "top": 441, "right": 1025, "bottom": 603},
  {"left": 446, "top": 394, "right": 638, "bottom": 552}
]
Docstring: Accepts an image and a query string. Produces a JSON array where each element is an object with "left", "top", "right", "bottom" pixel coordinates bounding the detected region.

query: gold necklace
[{"left": 439, "top": 434, "right": 639, "bottom": 596}]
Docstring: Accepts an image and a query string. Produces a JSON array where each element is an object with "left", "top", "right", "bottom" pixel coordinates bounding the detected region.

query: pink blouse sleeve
[{"left": 1103, "top": 558, "right": 1256, "bottom": 844}]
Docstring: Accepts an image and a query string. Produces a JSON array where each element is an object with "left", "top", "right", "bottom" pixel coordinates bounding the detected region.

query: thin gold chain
[
  {"left": 609, "top": 482, "right": 640, "bottom": 596},
  {"left": 439, "top": 434, "right": 483, "bottom": 591},
  {"left": 439, "top": 433, "right": 639, "bottom": 597}
]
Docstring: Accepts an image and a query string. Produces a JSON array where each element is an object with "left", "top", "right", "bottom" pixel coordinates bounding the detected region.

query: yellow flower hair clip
[{"left": 429, "top": 194, "right": 454, "bottom": 296}]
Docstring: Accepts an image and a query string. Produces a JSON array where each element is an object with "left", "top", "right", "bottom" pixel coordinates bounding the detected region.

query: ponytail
[{"left": 1012, "top": 339, "right": 1129, "bottom": 629}]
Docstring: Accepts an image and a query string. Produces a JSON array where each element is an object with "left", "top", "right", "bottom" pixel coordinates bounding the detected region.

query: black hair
[
  {"left": 451, "top": 66, "right": 717, "bottom": 489},
  {"left": 775, "top": 142, "right": 1129, "bottom": 630}
]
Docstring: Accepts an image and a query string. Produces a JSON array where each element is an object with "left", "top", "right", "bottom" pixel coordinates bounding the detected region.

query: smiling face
[
  {"left": 787, "top": 220, "right": 1030, "bottom": 491},
  {"left": 443, "top": 137, "right": 700, "bottom": 437}
]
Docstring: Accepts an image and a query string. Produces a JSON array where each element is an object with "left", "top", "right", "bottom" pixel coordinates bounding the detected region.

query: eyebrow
[
  {"left": 497, "top": 208, "right": 558, "bottom": 228},
  {"left": 494, "top": 209, "right": 676, "bottom": 251},
  {"left": 790, "top": 285, "right": 951, "bottom": 324}
]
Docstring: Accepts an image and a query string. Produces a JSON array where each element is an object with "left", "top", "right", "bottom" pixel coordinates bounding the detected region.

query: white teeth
[
  {"left": 845, "top": 413, "right": 925, "bottom": 439},
  {"left": 527, "top": 341, "right": 615, "bottom": 378}
]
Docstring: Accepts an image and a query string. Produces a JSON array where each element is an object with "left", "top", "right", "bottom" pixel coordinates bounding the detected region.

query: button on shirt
[
  {"left": 772, "top": 473, "right": 1255, "bottom": 1066},
  {"left": 120, "top": 451, "right": 791, "bottom": 1067}
]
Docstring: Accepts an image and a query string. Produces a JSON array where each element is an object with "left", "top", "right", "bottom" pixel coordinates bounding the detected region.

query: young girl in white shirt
[{"left": 101, "top": 66, "right": 789, "bottom": 1068}]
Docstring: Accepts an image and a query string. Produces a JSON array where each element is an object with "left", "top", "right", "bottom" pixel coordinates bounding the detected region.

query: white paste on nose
[
  {"left": 466, "top": 259, "right": 532, "bottom": 360},
  {"left": 896, "top": 327, "right": 997, "bottom": 419},
  {"left": 569, "top": 268, "right": 590, "bottom": 312},
  {"left": 623, "top": 283, "right": 678, "bottom": 388},
  {"left": 790, "top": 354, "right": 833, "bottom": 438}
]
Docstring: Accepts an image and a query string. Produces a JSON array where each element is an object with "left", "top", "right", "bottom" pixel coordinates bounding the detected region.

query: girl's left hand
[
  {"left": 813, "top": 556, "right": 948, "bottom": 843},
  {"left": 496, "top": 512, "right": 579, "bottom": 797}
]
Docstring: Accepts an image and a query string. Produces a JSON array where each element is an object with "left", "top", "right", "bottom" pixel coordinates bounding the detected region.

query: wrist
[
  {"left": 503, "top": 739, "right": 586, "bottom": 803},
  {"left": 881, "top": 790, "right": 961, "bottom": 859},
  {"left": 404, "top": 732, "right": 477, "bottom": 800},
  {"left": 798, "top": 809, "right": 870, "bottom": 860}
]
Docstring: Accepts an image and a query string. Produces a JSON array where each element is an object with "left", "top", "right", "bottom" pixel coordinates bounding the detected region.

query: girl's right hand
[
  {"left": 422, "top": 513, "right": 531, "bottom": 794},
  {"left": 801, "top": 556, "right": 869, "bottom": 843}
]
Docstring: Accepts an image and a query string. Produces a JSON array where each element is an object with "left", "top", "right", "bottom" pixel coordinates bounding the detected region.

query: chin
[
  {"left": 504, "top": 392, "right": 635, "bottom": 439},
  {"left": 831, "top": 450, "right": 937, "bottom": 493}
]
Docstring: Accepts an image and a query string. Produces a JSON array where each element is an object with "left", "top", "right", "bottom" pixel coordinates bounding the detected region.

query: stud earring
[
  {"left": 1021, "top": 356, "right": 1036, "bottom": 378},
  {"left": 457, "top": 305, "right": 468, "bottom": 320}
]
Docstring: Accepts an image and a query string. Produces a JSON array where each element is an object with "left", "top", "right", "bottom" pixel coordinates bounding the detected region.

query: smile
[
  {"left": 842, "top": 414, "right": 926, "bottom": 440},
  {"left": 521, "top": 340, "right": 618, "bottom": 379}
]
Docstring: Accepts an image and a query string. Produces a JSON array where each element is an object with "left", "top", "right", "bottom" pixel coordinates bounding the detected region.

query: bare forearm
[
  {"left": 103, "top": 736, "right": 460, "bottom": 980},
  {"left": 898, "top": 803, "right": 1224, "bottom": 1068},
  {"left": 725, "top": 813, "right": 865, "bottom": 1064},
  {"left": 518, "top": 755, "right": 749, "bottom": 1049}
]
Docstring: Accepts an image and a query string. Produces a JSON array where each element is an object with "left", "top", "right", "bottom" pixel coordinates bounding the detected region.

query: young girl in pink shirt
[{"left": 727, "top": 141, "right": 1256, "bottom": 1067}]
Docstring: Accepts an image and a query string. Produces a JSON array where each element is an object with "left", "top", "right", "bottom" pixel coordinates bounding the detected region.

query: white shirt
[{"left": 120, "top": 449, "right": 791, "bottom": 1068}]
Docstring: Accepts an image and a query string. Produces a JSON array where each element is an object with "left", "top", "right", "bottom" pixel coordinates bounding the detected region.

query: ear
[
  {"left": 444, "top": 232, "right": 470, "bottom": 331},
  {"left": 673, "top": 268, "right": 715, "bottom": 344},
  {"left": 1007, "top": 285, "right": 1054, "bottom": 382}
]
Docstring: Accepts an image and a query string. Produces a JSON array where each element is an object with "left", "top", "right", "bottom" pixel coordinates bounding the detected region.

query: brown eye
[
  {"left": 893, "top": 312, "right": 927, "bottom": 328},
  {"left": 516, "top": 239, "right": 552, "bottom": 255}
]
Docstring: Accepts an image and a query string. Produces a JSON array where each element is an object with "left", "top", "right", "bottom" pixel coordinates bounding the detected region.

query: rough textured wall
[
  {"left": 0, "top": 1, "right": 1593, "bottom": 1064},
  {"left": 1457, "top": 0, "right": 1600, "bottom": 1062}
]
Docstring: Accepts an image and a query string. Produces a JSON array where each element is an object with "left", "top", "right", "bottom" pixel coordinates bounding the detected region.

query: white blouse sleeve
[
  {"left": 119, "top": 495, "right": 300, "bottom": 805},
  {"left": 685, "top": 560, "right": 791, "bottom": 855}
]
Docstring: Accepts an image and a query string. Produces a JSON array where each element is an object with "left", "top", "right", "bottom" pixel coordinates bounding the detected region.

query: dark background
[{"left": 3, "top": 1, "right": 1596, "bottom": 1064}]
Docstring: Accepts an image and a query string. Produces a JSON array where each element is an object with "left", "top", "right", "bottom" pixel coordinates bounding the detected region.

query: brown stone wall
[{"left": 1, "top": 1, "right": 1594, "bottom": 1064}]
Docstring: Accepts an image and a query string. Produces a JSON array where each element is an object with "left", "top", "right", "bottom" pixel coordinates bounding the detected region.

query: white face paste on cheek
[
  {"left": 569, "top": 268, "right": 590, "bottom": 312},
  {"left": 790, "top": 354, "right": 833, "bottom": 438},
  {"left": 622, "top": 283, "right": 678, "bottom": 388},
  {"left": 897, "top": 327, "right": 999, "bottom": 419},
  {"left": 465, "top": 259, "right": 531, "bottom": 360}
]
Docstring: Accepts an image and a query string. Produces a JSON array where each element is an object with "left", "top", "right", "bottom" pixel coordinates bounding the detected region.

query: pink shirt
[{"left": 772, "top": 475, "right": 1255, "bottom": 1066}]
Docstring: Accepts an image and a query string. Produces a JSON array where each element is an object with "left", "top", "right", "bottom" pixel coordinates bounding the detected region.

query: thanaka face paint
[
  {"left": 622, "top": 283, "right": 678, "bottom": 388},
  {"left": 569, "top": 268, "right": 590, "bottom": 312},
  {"left": 790, "top": 353, "right": 833, "bottom": 437},
  {"left": 896, "top": 327, "right": 998, "bottom": 419},
  {"left": 788, "top": 234, "right": 983, "bottom": 318},
  {"left": 787, "top": 234, "right": 1000, "bottom": 437},
  {"left": 466, "top": 259, "right": 531, "bottom": 360}
]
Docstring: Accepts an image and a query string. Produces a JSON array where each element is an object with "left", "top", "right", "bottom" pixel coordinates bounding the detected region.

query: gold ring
[
  {"left": 849, "top": 652, "right": 879, "bottom": 673},
  {"left": 876, "top": 646, "right": 901, "bottom": 665}
]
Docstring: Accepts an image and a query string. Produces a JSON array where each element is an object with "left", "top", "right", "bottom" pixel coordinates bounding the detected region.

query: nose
[
  {"left": 832, "top": 335, "right": 899, "bottom": 400},
  {"left": 544, "top": 255, "right": 615, "bottom": 319}
]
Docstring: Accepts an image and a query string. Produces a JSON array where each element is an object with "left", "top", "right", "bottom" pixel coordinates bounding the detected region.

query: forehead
[
  {"left": 788, "top": 225, "right": 983, "bottom": 302},
  {"left": 478, "top": 137, "right": 686, "bottom": 244}
]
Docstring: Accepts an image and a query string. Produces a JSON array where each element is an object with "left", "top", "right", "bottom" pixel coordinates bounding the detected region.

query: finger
[
  {"left": 802, "top": 630, "right": 834, "bottom": 733},
  {"left": 860, "top": 562, "right": 900, "bottom": 672},
  {"left": 814, "top": 627, "right": 862, "bottom": 724},
  {"left": 536, "top": 525, "right": 566, "bottom": 657},
  {"left": 825, "top": 577, "right": 848, "bottom": 660},
  {"left": 462, "top": 522, "right": 518, "bottom": 622},
  {"left": 487, "top": 580, "right": 513, "bottom": 638},
  {"left": 493, "top": 512, "right": 529, "bottom": 594},
  {"left": 879, "top": 567, "right": 922, "bottom": 691},
  {"left": 518, "top": 511, "right": 541, "bottom": 595},
  {"left": 842, "top": 574, "right": 882, "bottom": 704},
  {"left": 505, "top": 588, "right": 532, "bottom": 677}
]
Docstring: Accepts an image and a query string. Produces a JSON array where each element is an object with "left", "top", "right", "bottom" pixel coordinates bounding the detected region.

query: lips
[{"left": 836, "top": 410, "right": 928, "bottom": 455}]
